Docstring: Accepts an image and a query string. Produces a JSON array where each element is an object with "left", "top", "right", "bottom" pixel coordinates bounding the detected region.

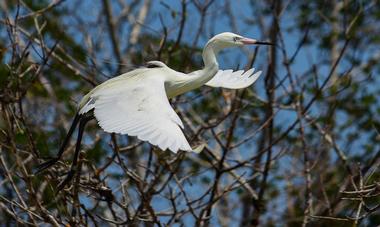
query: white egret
[{"left": 36, "top": 32, "right": 272, "bottom": 189}]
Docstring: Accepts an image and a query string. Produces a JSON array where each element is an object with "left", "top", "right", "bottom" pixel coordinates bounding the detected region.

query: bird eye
[{"left": 233, "top": 37, "right": 241, "bottom": 42}]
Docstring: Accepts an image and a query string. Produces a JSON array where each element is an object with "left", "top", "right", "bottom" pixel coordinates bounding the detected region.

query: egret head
[{"left": 207, "top": 32, "right": 273, "bottom": 50}]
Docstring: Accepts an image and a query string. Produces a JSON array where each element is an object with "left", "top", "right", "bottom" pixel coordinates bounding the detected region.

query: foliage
[{"left": 0, "top": 0, "right": 380, "bottom": 226}]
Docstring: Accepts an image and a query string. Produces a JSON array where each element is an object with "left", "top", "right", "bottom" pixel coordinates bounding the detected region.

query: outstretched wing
[
  {"left": 205, "top": 68, "right": 262, "bottom": 89},
  {"left": 85, "top": 73, "right": 192, "bottom": 153}
]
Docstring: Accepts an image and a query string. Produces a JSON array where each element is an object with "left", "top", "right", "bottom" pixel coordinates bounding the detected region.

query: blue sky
[
  {"left": 51, "top": 0, "right": 356, "bottom": 224},
  {"left": 2, "top": 0, "right": 379, "bottom": 225}
]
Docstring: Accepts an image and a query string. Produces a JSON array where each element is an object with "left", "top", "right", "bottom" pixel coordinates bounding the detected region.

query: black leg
[
  {"left": 56, "top": 115, "right": 93, "bottom": 192},
  {"left": 35, "top": 113, "right": 81, "bottom": 174}
]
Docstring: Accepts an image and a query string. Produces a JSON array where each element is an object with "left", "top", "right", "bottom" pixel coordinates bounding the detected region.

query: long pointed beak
[{"left": 241, "top": 37, "right": 274, "bottom": 46}]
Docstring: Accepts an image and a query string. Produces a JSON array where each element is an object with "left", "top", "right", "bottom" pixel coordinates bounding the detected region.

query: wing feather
[
  {"left": 205, "top": 68, "right": 262, "bottom": 89},
  {"left": 84, "top": 73, "right": 192, "bottom": 153}
]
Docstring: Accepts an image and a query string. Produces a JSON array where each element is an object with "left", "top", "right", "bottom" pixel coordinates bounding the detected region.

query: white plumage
[
  {"left": 206, "top": 69, "right": 262, "bottom": 89},
  {"left": 86, "top": 72, "right": 191, "bottom": 152},
  {"left": 78, "top": 32, "right": 271, "bottom": 153}
]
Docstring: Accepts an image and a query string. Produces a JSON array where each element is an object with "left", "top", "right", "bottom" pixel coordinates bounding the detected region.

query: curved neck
[
  {"left": 195, "top": 41, "right": 220, "bottom": 82},
  {"left": 166, "top": 41, "right": 221, "bottom": 98},
  {"left": 202, "top": 42, "right": 219, "bottom": 70},
  {"left": 183, "top": 41, "right": 220, "bottom": 89}
]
